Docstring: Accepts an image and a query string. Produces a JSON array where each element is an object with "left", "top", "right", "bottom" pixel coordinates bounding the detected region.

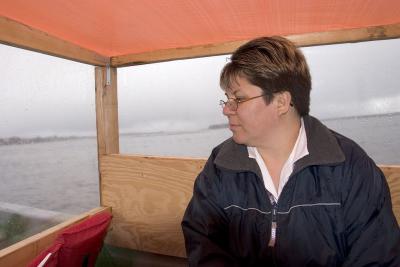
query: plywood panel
[
  {"left": 0, "top": 16, "right": 109, "bottom": 66},
  {"left": 101, "top": 155, "right": 399, "bottom": 258},
  {"left": 111, "top": 23, "right": 400, "bottom": 67},
  {"left": 0, "top": 206, "right": 111, "bottom": 267},
  {"left": 380, "top": 165, "right": 400, "bottom": 224},
  {"left": 100, "top": 154, "right": 205, "bottom": 257}
]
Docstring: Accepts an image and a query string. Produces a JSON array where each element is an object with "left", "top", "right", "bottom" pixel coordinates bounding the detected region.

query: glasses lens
[
  {"left": 219, "top": 100, "right": 226, "bottom": 107},
  {"left": 226, "top": 99, "right": 237, "bottom": 111},
  {"left": 219, "top": 99, "right": 237, "bottom": 111}
]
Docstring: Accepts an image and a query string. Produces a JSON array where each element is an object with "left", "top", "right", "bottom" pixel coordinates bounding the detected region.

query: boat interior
[{"left": 0, "top": 1, "right": 399, "bottom": 266}]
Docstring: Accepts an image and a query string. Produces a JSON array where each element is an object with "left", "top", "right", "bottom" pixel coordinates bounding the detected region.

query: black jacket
[{"left": 182, "top": 115, "right": 400, "bottom": 267}]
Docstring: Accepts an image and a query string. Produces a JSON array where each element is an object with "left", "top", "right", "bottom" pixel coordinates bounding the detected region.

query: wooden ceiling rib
[
  {"left": 0, "top": 16, "right": 109, "bottom": 66},
  {"left": 1, "top": 0, "right": 400, "bottom": 66},
  {"left": 112, "top": 23, "right": 400, "bottom": 67}
]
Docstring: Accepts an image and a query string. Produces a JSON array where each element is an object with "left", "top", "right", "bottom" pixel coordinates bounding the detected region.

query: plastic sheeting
[{"left": 1, "top": 0, "right": 400, "bottom": 57}]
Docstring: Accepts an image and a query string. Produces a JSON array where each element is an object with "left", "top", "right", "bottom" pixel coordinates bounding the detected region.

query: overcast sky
[{"left": 0, "top": 39, "right": 399, "bottom": 138}]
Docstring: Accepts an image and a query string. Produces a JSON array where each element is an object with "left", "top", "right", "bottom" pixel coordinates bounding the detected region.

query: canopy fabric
[{"left": 1, "top": 0, "right": 400, "bottom": 57}]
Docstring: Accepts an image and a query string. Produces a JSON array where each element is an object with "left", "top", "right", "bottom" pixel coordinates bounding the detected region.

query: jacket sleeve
[
  {"left": 342, "top": 155, "right": 400, "bottom": 267},
  {"left": 181, "top": 161, "right": 237, "bottom": 267}
]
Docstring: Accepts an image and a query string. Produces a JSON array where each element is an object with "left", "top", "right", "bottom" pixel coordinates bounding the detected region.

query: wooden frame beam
[
  {"left": 0, "top": 16, "right": 109, "bottom": 66},
  {"left": 111, "top": 23, "right": 400, "bottom": 67},
  {"left": 290, "top": 23, "right": 400, "bottom": 47},
  {"left": 1, "top": 15, "right": 399, "bottom": 67},
  {"left": 95, "top": 66, "right": 120, "bottom": 206},
  {"left": 95, "top": 66, "right": 120, "bottom": 156}
]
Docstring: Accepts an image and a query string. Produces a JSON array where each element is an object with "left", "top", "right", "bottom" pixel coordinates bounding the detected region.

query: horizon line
[{"left": 1, "top": 111, "right": 399, "bottom": 141}]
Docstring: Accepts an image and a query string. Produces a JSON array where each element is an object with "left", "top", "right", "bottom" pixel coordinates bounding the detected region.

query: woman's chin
[{"left": 232, "top": 133, "right": 247, "bottom": 145}]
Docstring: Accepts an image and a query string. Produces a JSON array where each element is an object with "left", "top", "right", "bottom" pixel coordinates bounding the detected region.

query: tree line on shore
[{"left": 0, "top": 136, "right": 82, "bottom": 146}]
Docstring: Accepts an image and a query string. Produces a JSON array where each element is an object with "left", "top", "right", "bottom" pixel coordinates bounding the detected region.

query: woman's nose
[{"left": 222, "top": 104, "right": 235, "bottom": 116}]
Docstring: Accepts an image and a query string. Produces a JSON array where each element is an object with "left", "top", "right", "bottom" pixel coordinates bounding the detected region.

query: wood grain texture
[
  {"left": 111, "top": 23, "right": 400, "bottom": 67},
  {"left": 95, "top": 66, "right": 120, "bottom": 206},
  {"left": 380, "top": 165, "right": 400, "bottom": 224},
  {"left": 100, "top": 154, "right": 205, "bottom": 257},
  {"left": 0, "top": 16, "right": 109, "bottom": 66},
  {"left": 0, "top": 207, "right": 111, "bottom": 267},
  {"left": 95, "top": 66, "right": 119, "bottom": 157},
  {"left": 290, "top": 23, "right": 400, "bottom": 47},
  {"left": 100, "top": 155, "right": 399, "bottom": 257}
]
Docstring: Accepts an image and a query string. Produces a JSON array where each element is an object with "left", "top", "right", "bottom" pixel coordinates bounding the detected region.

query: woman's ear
[{"left": 276, "top": 91, "right": 292, "bottom": 115}]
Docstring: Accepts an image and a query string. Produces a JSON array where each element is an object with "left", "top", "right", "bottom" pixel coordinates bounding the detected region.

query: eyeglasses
[{"left": 219, "top": 94, "right": 267, "bottom": 112}]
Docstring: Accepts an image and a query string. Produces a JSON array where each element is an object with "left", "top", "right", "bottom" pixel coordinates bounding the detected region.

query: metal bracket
[{"left": 106, "top": 64, "right": 111, "bottom": 85}]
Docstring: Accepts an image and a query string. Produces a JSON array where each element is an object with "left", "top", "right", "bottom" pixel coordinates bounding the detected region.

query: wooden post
[{"left": 95, "top": 66, "right": 119, "bottom": 206}]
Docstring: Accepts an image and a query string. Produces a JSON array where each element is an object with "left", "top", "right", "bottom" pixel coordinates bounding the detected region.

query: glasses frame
[{"left": 219, "top": 93, "right": 268, "bottom": 111}]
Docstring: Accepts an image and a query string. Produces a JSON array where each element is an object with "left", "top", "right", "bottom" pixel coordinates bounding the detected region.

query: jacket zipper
[
  {"left": 266, "top": 171, "right": 299, "bottom": 248},
  {"left": 268, "top": 201, "right": 277, "bottom": 247}
]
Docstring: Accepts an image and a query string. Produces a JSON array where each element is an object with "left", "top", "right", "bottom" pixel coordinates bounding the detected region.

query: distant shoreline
[
  {"left": 0, "top": 135, "right": 95, "bottom": 146},
  {"left": 1, "top": 112, "right": 399, "bottom": 146},
  {"left": 208, "top": 123, "right": 228, "bottom": 129},
  {"left": 320, "top": 111, "right": 400, "bottom": 122}
]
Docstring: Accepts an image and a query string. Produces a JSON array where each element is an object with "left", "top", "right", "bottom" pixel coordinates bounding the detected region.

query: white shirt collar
[{"left": 247, "top": 118, "right": 309, "bottom": 202}]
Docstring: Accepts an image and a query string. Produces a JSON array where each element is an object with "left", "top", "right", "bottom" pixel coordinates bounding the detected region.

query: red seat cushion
[
  {"left": 28, "top": 211, "right": 112, "bottom": 267},
  {"left": 27, "top": 242, "right": 62, "bottom": 267},
  {"left": 57, "top": 211, "right": 112, "bottom": 267}
]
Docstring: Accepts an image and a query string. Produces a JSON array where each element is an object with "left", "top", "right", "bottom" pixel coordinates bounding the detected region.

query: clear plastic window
[
  {"left": 118, "top": 56, "right": 231, "bottom": 157},
  {"left": 0, "top": 45, "right": 99, "bottom": 249},
  {"left": 118, "top": 39, "right": 399, "bottom": 164},
  {"left": 303, "top": 39, "right": 400, "bottom": 164}
]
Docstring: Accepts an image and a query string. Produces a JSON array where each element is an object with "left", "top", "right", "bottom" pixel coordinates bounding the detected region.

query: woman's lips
[{"left": 229, "top": 124, "right": 240, "bottom": 130}]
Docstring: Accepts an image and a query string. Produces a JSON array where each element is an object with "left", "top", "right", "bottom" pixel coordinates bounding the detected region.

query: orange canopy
[{"left": 1, "top": 0, "right": 400, "bottom": 58}]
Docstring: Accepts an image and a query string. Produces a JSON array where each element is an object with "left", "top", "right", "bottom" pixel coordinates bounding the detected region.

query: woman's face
[{"left": 223, "top": 76, "right": 280, "bottom": 147}]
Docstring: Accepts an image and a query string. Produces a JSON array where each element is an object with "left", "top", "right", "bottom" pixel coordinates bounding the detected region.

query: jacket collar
[{"left": 214, "top": 115, "right": 345, "bottom": 175}]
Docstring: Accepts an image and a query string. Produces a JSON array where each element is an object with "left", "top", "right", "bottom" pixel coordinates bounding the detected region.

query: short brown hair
[{"left": 220, "top": 36, "right": 311, "bottom": 115}]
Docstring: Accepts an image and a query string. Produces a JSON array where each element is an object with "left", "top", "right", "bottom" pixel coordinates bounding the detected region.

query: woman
[{"left": 181, "top": 36, "right": 400, "bottom": 266}]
